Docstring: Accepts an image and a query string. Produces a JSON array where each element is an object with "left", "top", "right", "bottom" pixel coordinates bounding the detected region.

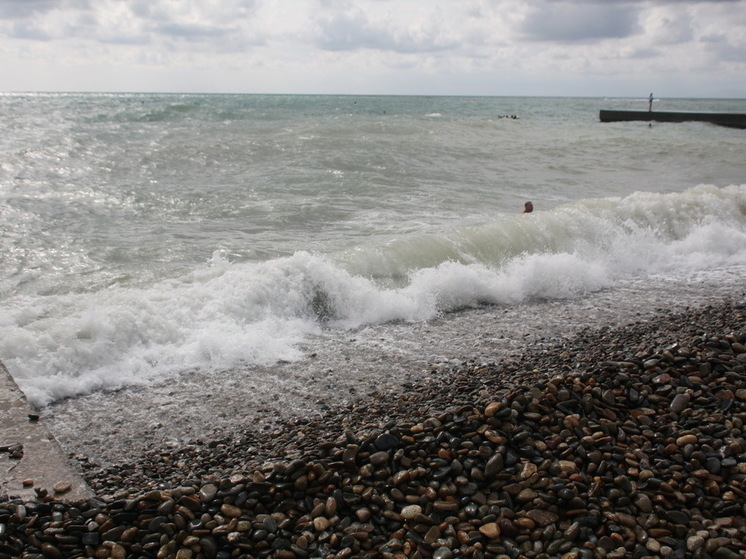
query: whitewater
[{"left": 0, "top": 94, "right": 744, "bottom": 461}]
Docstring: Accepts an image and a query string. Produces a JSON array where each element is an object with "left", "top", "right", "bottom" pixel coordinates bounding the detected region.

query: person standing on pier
[{"left": 649, "top": 93, "right": 653, "bottom": 112}]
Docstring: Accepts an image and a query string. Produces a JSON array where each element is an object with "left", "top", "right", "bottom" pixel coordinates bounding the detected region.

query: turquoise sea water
[{"left": 1, "top": 94, "right": 745, "bottom": 414}]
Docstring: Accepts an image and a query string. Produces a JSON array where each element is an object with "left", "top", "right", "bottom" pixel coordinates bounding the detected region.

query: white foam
[{"left": 3, "top": 184, "right": 745, "bottom": 406}]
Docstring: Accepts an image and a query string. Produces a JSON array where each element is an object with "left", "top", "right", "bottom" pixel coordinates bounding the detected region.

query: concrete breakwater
[
  {"left": 0, "top": 362, "right": 93, "bottom": 503},
  {"left": 599, "top": 109, "right": 746, "bottom": 129},
  {"left": 0, "top": 299, "right": 745, "bottom": 559}
]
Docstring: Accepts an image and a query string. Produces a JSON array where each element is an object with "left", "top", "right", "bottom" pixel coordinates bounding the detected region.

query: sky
[{"left": 0, "top": 0, "right": 744, "bottom": 98}]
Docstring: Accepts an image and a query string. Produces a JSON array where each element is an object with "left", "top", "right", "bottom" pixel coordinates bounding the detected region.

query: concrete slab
[{"left": 1, "top": 360, "right": 94, "bottom": 502}]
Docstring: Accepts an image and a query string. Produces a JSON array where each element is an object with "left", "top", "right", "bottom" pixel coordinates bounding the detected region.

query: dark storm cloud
[{"left": 522, "top": 2, "right": 641, "bottom": 42}]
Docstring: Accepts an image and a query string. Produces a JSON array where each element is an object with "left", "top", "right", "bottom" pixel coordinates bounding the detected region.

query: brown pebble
[
  {"left": 676, "top": 434, "right": 698, "bottom": 446},
  {"left": 401, "top": 504, "right": 422, "bottom": 520},
  {"left": 325, "top": 495, "right": 337, "bottom": 516},
  {"left": 52, "top": 481, "right": 71, "bottom": 494},
  {"left": 3, "top": 300, "right": 746, "bottom": 559},
  {"left": 313, "top": 516, "right": 331, "bottom": 531},
  {"left": 484, "top": 401, "right": 502, "bottom": 417},
  {"left": 369, "top": 450, "right": 390, "bottom": 466},
  {"left": 524, "top": 510, "right": 559, "bottom": 527},
  {"left": 110, "top": 543, "right": 127, "bottom": 559},
  {"left": 220, "top": 504, "right": 242, "bottom": 518},
  {"left": 479, "top": 522, "right": 500, "bottom": 539}
]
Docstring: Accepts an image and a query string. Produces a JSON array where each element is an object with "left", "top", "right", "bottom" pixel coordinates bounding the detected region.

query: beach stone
[
  {"left": 524, "top": 510, "right": 559, "bottom": 527},
  {"left": 313, "top": 517, "right": 330, "bottom": 531},
  {"left": 613, "top": 475, "right": 632, "bottom": 493},
  {"left": 424, "top": 525, "right": 441, "bottom": 544},
  {"left": 615, "top": 513, "right": 636, "bottom": 528},
  {"left": 40, "top": 543, "right": 63, "bottom": 559},
  {"left": 564, "top": 521, "right": 581, "bottom": 540},
  {"left": 520, "top": 462, "right": 537, "bottom": 479},
  {"left": 634, "top": 493, "right": 653, "bottom": 513},
  {"left": 356, "top": 507, "right": 372, "bottom": 522},
  {"left": 401, "top": 505, "right": 421, "bottom": 520},
  {"left": 342, "top": 445, "right": 359, "bottom": 467},
  {"left": 498, "top": 517, "right": 520, "bottom": 537},
  {"left": 221, "top": 504, "right": 242, "bottom": 518},
  {"left": 3, "top": 300, "right": 746, "bottom": 559},
  {"left": 670, "top": 393, "right": 690, "bottom": 413},
  {"left": 374, "top": 433, "right": 399, "bottom": 450},
  {"left": 199, "top": 483, "right": 218, "bottom": 502},
  {"left": 199, "top": 538, "right": 218, "bottom": 558},
  {"left": 516, "top": 488, "right": 537, "bottom": 502},
  {"left": 484, "top": 402, "right": 502, "bottom": 417},
  {"left": 325, "top": 495, "right": 337, "bottom": 516},
  {"left": 478, "top": 522, "right": 500, "bottom": 539},
  {"left": 687, "top": 535, "right": 705, "bottom": 552},
  {"left": 676, "top": 434, "right": 698, "bottom": 446},
  {"left": 484, "top": 454, "right": 503, "bottom": 478},
  {"left": 369, "top": 451, "right": 390, "bottom": 466},
  {"left": 646, "top": 538, "right": 661, "bottom": 553},
  {"left": 666, "top": 510, "right": 689, "bottom": 525},
  {"left": 433, "top": 547, "right": 454, "bottom": 559},
  {"left": 705, "top": 456, "right": 722, "bottom": 474},
  {"left": 712, "top": 548, "right": 742, "bottom": 559},
  {"left": 52, "top": 481, "right": 71, "bottom": 494}
]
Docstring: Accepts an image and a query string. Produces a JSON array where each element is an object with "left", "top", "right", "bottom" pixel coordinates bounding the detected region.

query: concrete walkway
[{"left": 1, "top": 361, "right": 94, "bottom": 502}]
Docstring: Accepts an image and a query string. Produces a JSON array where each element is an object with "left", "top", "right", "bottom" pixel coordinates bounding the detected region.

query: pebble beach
[{"left": 2, "top": 296, "right": 746, "bottom": 559}]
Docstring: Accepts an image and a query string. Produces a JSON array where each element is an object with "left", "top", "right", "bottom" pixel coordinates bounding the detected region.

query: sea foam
[{"left": 2, "top": 184, "right": 745, "bottom": 406}]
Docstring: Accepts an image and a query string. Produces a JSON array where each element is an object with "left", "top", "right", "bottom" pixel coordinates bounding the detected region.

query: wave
[{"left": 2, "top": 184, "right": 745, "bottom": 406}]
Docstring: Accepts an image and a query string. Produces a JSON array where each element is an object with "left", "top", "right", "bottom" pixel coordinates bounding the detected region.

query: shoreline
[
  {"left": 42, "top": 268, "right": 746, "bottom": 472},
  {"left": 1, "top": 296, "right": 744, "bottom": 557},
  {"left": 80, "top": 295, "right": 746, "bottom": 495}
]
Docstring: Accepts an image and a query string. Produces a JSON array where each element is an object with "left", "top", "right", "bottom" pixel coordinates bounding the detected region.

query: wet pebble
[{"left": 2, "top": 300, "right": 745, "bottom": 559}]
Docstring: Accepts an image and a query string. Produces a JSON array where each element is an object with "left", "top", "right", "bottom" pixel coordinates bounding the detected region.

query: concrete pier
[
  {"left": 599, "top": 109, "right": 746, "bottom": 129},
  {"left": 1, "top": 361, "right": 94, "bottom": 502}
]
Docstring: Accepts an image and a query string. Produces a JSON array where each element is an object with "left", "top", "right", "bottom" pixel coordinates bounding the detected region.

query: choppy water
[{"left": 1, "top": 94, "right": 745, "bottom": 439}]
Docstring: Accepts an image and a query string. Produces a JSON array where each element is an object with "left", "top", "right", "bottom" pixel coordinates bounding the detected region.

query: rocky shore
[{"left": 1, "top": 298, "right": 745, "bottom": 559}]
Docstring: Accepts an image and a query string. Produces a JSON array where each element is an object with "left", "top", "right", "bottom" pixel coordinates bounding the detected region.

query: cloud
[
  {"left": 642, "top": 8, "right": 694, "bottom": 44},
  {"left": 314, "top": 6, "right": 459, "bottom": 54},
  {"left": 521, "top": 2, "right": 641, "bottom": 42},
  {"left": 0, "top": 0, "right": 69, "bottom": 19},
  {"left": 152, "top": 22, "right": 236, "bottom": 41},
  {"left": 702, "top": 32, "right": 746, "bottom": 62},
  {"left": 0, "top": 0, "right": 743, "bottom": 96},
  {"left": 315, "top": 11, "right": 387, "bottom": 51}
]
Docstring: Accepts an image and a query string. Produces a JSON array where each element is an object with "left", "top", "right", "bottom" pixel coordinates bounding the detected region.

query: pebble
[
  {"left": 1, "top": 300, "right": 745, "bottom": 559},
  {"left": 400, "top": 504, "right": 421, "bottom": 520},
  {"left": 670, "top": 392, "right": 690, "bottom": 413},
  {"left": 52, "top": 481, "right": 71, "bottom": 494},
  {"left": 479, "top": 522, "right": 500, "bottom": 538},
  {"left": 433, "top": 546, "right": 454, "bottom": 559}
]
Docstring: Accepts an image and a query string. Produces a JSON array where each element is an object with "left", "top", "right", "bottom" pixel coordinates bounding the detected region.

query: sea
[{"left": 1, "top": 93, "right": 745, "bottom": 462}]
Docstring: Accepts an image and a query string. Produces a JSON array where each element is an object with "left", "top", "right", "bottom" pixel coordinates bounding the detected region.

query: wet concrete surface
[{"left": 1, "top": 361, "right": 93, "bottom": 502}]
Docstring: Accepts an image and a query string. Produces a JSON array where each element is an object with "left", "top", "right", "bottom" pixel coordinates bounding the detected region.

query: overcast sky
[{"left": 1, "top": 0, "right": 744, "bottom": 97}]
